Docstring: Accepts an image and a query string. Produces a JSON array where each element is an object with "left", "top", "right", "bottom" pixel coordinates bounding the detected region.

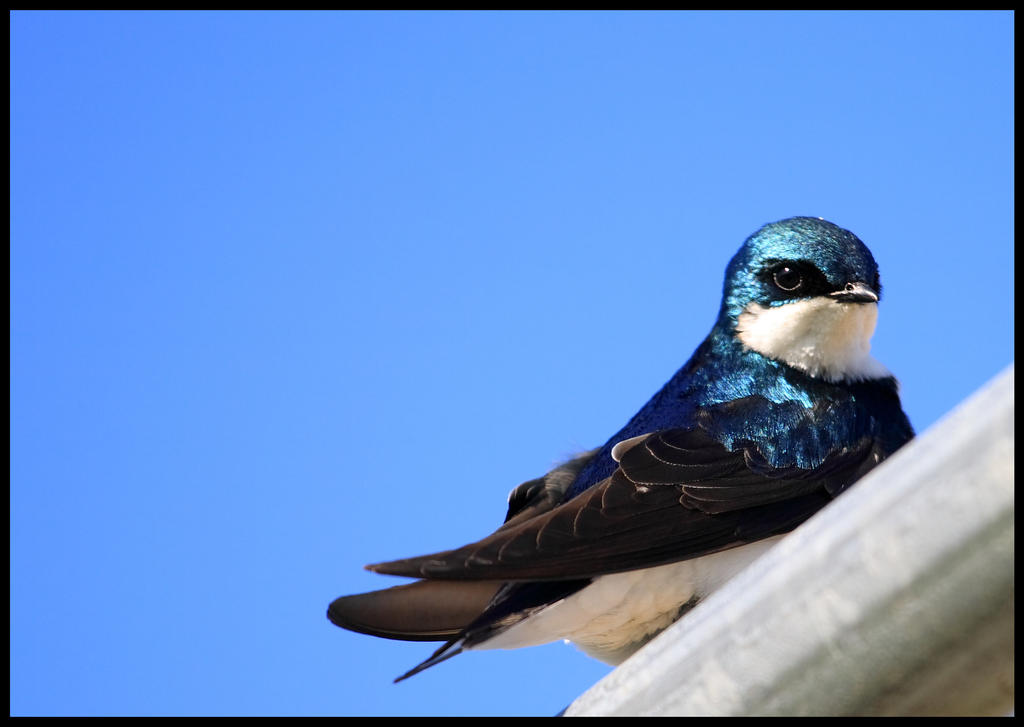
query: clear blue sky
[{"left": 11, "top": 10, "right": 1013, "bottom": 717}]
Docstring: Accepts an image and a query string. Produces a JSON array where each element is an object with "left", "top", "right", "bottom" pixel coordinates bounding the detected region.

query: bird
[{"left": 327, "top": 216, "right": 914, "bottom": 682}]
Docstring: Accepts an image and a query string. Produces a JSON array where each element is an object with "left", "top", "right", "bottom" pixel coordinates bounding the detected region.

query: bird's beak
[{"left": 829, "top": 282, "right": 879, "bottom": 304}]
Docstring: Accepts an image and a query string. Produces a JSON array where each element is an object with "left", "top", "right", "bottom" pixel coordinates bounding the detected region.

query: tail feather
[
  {"left": 393, "top": 638, "right": 465, "bottom": 683},
  {"left": 327, "top": 579, "right": 502, "bottom": 642}
]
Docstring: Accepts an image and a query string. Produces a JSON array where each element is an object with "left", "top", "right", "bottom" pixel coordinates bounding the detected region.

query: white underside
[
  {"left": 465, "top": 300, "right": 886, "bottom": 663},
  {"left": 735, "top": 299, "right": 890, "bottom": 382},
  {"left": 470, "top": 535, "right": 784, "bottom": 665}
]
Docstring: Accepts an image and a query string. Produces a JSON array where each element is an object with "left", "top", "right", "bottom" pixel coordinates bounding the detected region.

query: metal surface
[{"left": 566, "top": 365, "right": 1014, "bottom": 717}]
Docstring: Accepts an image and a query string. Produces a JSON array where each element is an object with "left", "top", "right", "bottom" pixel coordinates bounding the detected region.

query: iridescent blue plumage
[
  {"left": 567, "top": 217, "right": 912, "bottom": 497},
  {"left": 719, "top": 217, "right": 882, "bottom": 320}
]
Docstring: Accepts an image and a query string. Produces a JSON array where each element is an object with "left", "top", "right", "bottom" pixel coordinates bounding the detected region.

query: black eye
[{"left": 772, "top": 265, "right": 804, "bottom": 292}]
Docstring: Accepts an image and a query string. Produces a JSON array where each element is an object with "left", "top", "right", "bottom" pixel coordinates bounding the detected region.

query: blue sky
[{"left": 10, "top": 10, "right": 1013, "bottom": 717}]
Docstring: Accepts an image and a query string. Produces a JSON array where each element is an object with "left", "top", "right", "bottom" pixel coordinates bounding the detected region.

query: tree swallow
[{"left": 327, "top": 216, "right": 914, "bottom": 682}]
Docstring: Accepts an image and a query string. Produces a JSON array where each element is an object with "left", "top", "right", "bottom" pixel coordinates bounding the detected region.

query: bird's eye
[{"left": 772, "top": 266, "right": 803, "bottom": 292}]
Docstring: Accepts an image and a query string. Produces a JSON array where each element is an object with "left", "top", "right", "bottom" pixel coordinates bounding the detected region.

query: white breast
[{"left": 735, "top": 299, "right": 890, "bottom": 382}]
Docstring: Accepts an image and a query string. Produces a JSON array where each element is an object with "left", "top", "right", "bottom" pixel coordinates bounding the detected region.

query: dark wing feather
[
  {"left": 622, "top": 428, "right": 877, "bottom": 513},
  {"left": 327, "top": 579, "right": 504, "bottom": 642},
  {"left": 366, "top": 425, "right": 869, "bottom": 582},
  {"left": 499, "top": 449, "right": 598, "bottom": 531}
]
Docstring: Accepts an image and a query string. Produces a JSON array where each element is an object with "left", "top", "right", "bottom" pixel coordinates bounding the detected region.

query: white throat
[{"left": 735, "top": 299, "right": 891, "bottom": 382}]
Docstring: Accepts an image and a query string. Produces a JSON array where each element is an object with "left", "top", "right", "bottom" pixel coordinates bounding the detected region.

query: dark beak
[{"left": 829, "top": 282, "right": 879, "bottom": 304}]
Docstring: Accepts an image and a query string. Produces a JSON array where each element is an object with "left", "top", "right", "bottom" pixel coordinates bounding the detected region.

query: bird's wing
[
  {"left": 499, "top": 449, "right": 598, "bottom": 530},
  {"left": 326, "top": 452, "right": 599, "bottom": 644},
  {"left": 366, "top": 425, "right": 879, "bottom": 582}
]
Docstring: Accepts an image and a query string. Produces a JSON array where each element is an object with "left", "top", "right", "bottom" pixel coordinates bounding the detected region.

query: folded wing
[{"left": 365, "top": 425, "right": 877, "bottom": 582}]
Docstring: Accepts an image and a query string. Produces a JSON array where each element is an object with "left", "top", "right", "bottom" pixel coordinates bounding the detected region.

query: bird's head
[{"left": 717, "top": 217, "right": 889, "bottom": 382}]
